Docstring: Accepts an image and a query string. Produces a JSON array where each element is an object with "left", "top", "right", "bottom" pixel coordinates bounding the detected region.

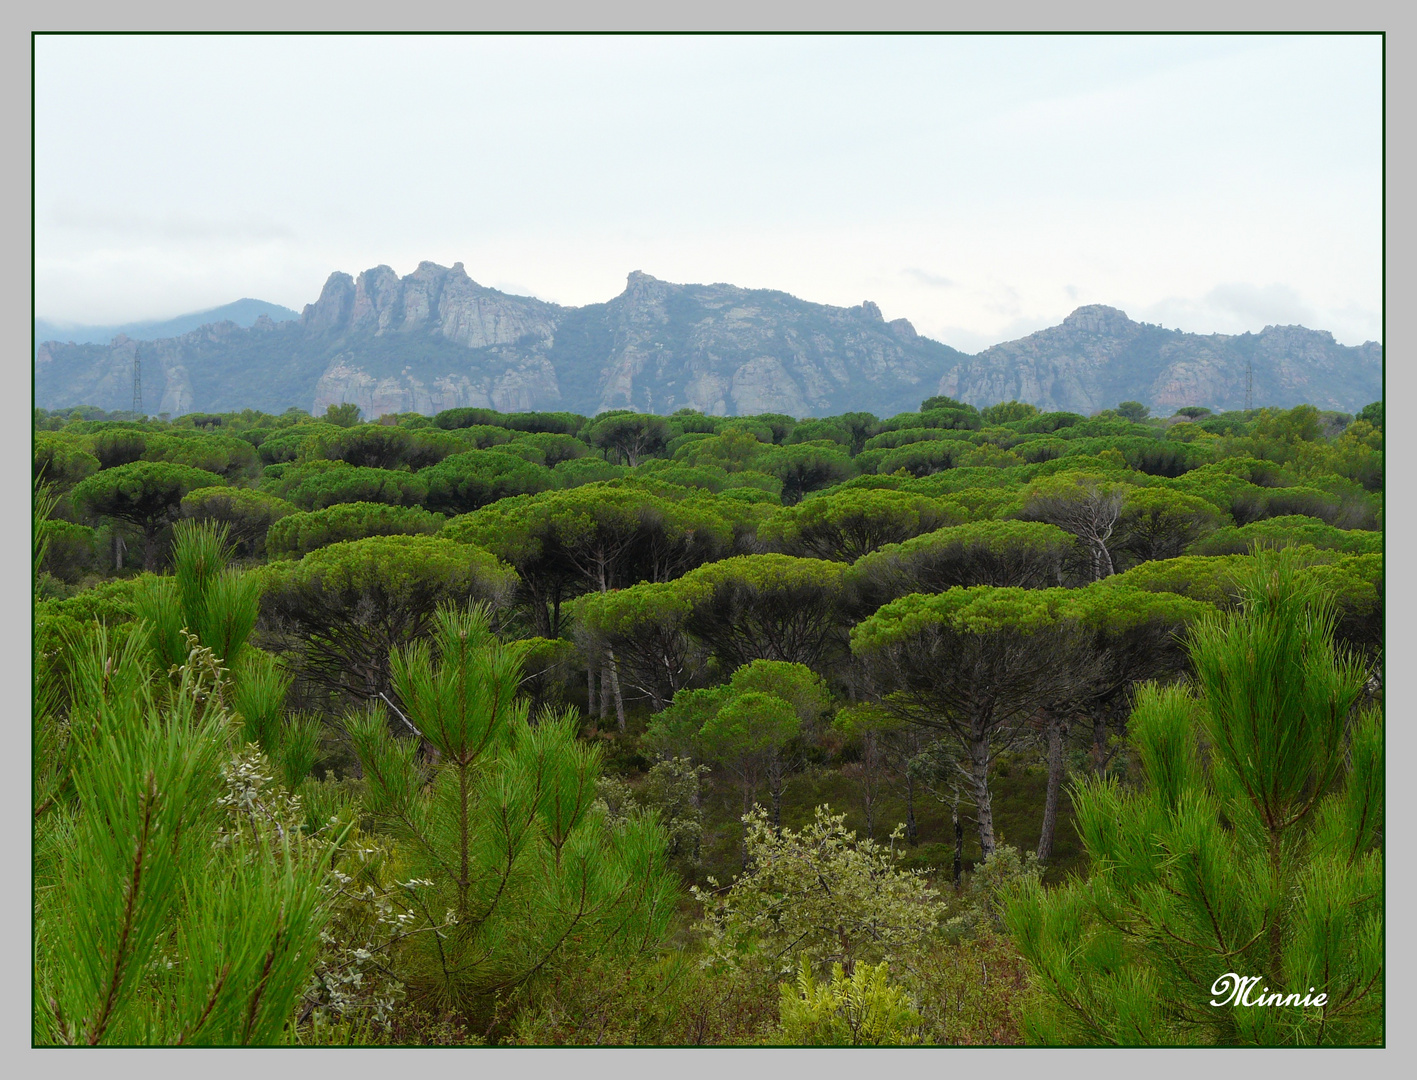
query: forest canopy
[{"left": 33, "top": 396, "right": 1383, "bottom": 1047}]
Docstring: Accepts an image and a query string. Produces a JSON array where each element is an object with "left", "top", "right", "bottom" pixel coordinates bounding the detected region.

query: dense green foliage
[
  {"left": 266, "top": 502, "right": 443, "bottom": 558},
  {"left": 259, "top": 535, "right": 517, "bottom": 700},
  {"left": 34, "top": 396, "right": 1382, "bottom": 1045},
  {"left": 1005, "top": 552, "right": 1382, "bottom": 1045},
  {"left": 345, "top": 605, "right": 679, "bottom": 1007}
]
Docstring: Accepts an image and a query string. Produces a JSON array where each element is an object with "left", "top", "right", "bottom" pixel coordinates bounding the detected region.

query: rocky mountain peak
[
  {"left": 1061, "top": 304, "right": 1133, "bottom": 335},
  {"left": 623, "top": 269, "right": 672, "bottom": 294},
  {"left": 36, "top": 263, "right": 1382, "bottom": 421},
  {"left": 302, "top": 271, "right": 356, "bottom": 333},
  {"left": 938, "top": 303, "right": 1379, "bottom": 415},
  {"left": 298, "top": 262, "right": 563, "bottom": 350},
  {"left": 888, "top": 317, "right": 918, "bottom": 341},
  {"left": 350, "top": 265, "right": 401, "bottom": 333},
  {"left": 619, "top": 271, "right": 682, "bottom": 314},
  {"left": 1260, "top": 323, "right": 1337, "bottom": 347}
]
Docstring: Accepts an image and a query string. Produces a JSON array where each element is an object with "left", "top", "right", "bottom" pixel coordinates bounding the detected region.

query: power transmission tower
[
  {"left": 132, "top": 354, "right": 143, "bottom": 416},
  {"left": 1244, "top": 358, "right": 1253, "bottom": 412}
]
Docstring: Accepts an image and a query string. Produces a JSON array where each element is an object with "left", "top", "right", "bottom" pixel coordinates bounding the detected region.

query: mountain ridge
[
  {"left": 34, "top": 298, "right": 300, "bottom": 350},
  {"left": 34, "top": 264, "right": 1382, "bottom": 418},
  {"left": 937, "top": 304, "right": 1380, "bottom": 416}
]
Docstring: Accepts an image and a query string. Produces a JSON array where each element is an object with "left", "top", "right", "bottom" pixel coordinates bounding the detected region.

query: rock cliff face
[
  {"left": 35, "top": 272, "right": 1382, "bottom": 420},
  {"left": 936, "top": 305, "right": 1381, "bottom": 414},
  {"left": 308, "top": 261, "right": 562, "bottom": 349},
  {"left": 295, "top": 261, "right": 568, "bottom": 416},
  {"left": 36, "top": 263, "right": 966, "bottom": 419},
  {"left": 565, "top": 271, "right": 961, "bottom": 417}
]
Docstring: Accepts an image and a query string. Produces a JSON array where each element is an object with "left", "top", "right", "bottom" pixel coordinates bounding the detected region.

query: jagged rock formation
[
  {"left": 564, "top": 272, "right": 958, "bottom": 417},
  {"left": 35, "top": 269, "right": 1382, "bottom": 420},
  {"left": 936, "top": 305, "right": 1381, "bottom": 415},
  {"left": 36, "top": 263, "right": 965, "bottom": 419}
]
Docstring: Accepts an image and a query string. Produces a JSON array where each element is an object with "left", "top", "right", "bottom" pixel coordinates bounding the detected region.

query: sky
[{"left": 34, "top": 34, "right": 1382, "bottom": 351}]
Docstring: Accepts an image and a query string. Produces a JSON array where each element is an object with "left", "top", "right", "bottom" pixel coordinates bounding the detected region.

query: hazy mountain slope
[
  {"left": 547, "top": 271, "right": 965, "bottom": 418},
  {"left": 34, "top": 298, "right": 300, "bottom": 350},
  {"left": 936, "top": 305, "right": 1381, "bottom": 414},
  {"left": 35, "top": 266, "right": 1382, "bottom": 419},
  {"left": 36, "top": 262, "right": 968, "bottom": 419}
]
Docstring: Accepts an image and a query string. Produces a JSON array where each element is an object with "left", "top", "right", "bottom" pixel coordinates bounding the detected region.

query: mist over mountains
[
  {"left": 34, "top": 262, "right": 1382, "bottom": 419},
  {"left": 34, "top": 298, "right": 300, "bottom": 350}
]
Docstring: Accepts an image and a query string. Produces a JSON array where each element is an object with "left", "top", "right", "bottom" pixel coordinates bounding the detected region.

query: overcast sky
[{"left": 35, "top": 33, "right": 1381, "bottom": 351}]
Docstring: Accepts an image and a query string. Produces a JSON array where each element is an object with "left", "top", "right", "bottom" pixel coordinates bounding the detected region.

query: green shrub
[
  {"left": 776, "top": 956, "right": 926, "bottom": 1045},
  {"left": 265, "top": 502, "right": 442, "bottom": 558}
]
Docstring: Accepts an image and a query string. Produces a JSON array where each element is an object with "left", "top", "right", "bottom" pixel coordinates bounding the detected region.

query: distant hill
[
  {"left": 34, "top": 298, "right": 300, "bottom": 351},
  {"left": 33, "top": 265, "right": 1382, "bottom": 419},
  {"left": 34, "top": 264, "right": 967, "bottom": 418},
  {"left": 936, "top": 305, "right": 1382, "bottom": 415}
]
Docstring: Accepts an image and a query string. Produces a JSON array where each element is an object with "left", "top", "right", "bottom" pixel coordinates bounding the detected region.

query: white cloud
[
  {"left": 47, "top": 205, "right": 297, "bottom": 243},
  {"left": 34, "top": 35, "right": 1380, "bottom": 347},
  {"left": 1141, "top": 283, "right": 1315, "bottom": 332},
  {"left": 1138, "top": 283, "right": 1377, "bottom": 346},
  {"left": 901, "top": 268, "right": 956, "bottom": 290},
  {"left": 930, "top": 316, "right": 1058, "bottom": 356}
]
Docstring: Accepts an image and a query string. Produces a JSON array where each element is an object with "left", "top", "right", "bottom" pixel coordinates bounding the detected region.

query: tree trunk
[
  {"left": 904, "top": 771, "right": 918, "bottom": 845},
  {"left": 740, "top": 782, "right": 755, "bottom": 871},
  {"left": 691, "top": 778, "right": 704, "bottom": 863},
  {"left": 142, "top": 525, "right": 160, "bottom": 572},
  {"left": 1037, "top": 712, "right": 1068, "bottom": 864},
  {"left": 1089, "top": 538, "right": 1115, "bottom": 580},
  {"left": 1267, "top": 830, "right": 1285, "bottom": 976},
  {"left": 606, "top": 647, "right": 626, "bottom": 732},
  {"left": 113, "top": 532, "right": 125, "bottom": 571},
  {"left": 598, "top": 659, "right": 609, "bottom": 721},
  {"left": 769, "top": 757, "right": 784, "bottom": 832},
  {"left": 858, "top": 730, "right": 879, "bottom": 840},
  {"left": 528, "top": 588, "right": 551, "bottom": 638},
  {"left": 951, "top": 794, "right": 964, "bottom": 887},
  {"left": 969, "top": 736, "right": 996, "bottom": 858},
  {"left": 587, "top": 661, "right": 597, "bottom": 719},
  {"left": 1092, "top": 714, "right": 1109, "bottom": 776}
]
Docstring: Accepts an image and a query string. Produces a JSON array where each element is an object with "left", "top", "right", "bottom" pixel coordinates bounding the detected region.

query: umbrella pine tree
[
  {"left": 344, "top": 603, "right": 680, "bottom": 1009},
  {"left": 1004, "top": 550, "right": 1381, "bottom": 1046}
]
